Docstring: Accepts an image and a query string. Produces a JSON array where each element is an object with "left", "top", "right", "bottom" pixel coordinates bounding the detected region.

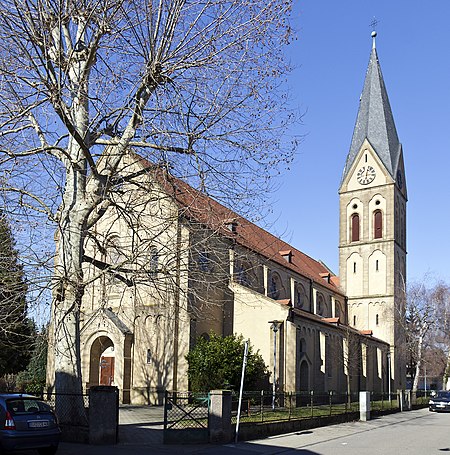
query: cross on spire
[
  {"left": 370, "top": 17, "right": 379, "bottom": 31},
  {"left": 369, "top": 17, "right": 379, "bottom": 49}
]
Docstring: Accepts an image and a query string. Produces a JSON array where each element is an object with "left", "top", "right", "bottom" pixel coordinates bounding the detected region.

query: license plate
[
  {"left": 437, "top": 404, "right": 446, "bottom": 408},
  {"left": 28, "top": 420, "right": 49, "bottom": 428}
]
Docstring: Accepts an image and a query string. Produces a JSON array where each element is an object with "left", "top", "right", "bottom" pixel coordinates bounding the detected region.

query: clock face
[{"left": 357, "top": 166, "right": 376, "bottom": 185}]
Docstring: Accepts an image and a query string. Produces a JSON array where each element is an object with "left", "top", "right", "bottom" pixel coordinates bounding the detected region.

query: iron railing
[{"left": 231, "top": 390, "right": 406, "bottom": 424}]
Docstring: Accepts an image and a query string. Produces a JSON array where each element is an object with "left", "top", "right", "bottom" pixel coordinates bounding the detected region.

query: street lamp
[
  {"left": 268, "top": 320, "right": 282, "bottom": 410},
  {"left": 387, "top": 351, "right": 391, "bottom": 402}
]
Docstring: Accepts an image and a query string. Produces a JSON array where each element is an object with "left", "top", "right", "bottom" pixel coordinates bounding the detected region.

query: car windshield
[
  {"left": 6, "top": 398, "right": 52, "bottom": 415},
  {"left": 435, "top": 391, "right": 450, "bottom": 399}
]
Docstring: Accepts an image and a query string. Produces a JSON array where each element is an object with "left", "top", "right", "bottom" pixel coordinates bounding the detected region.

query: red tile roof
[
  {"left": 277, "top": 299, "right": 292, "bottom": 306},
  {"left": 291, "top": 308, "right": 389, "bottom": 344},
  {"left": 134, "top": 154, "right": 344, "bottom": 296}
]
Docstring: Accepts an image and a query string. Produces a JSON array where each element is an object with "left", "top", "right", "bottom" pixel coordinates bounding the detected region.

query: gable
[{"left": 340, "top": 139, "right": 394, "bottom": 193}]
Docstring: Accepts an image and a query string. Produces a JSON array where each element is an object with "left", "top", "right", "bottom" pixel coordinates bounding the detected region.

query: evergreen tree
[
  {"left": 0, "top": 213, "right": 33, "bottom": 375},
  {"left": 17, "top": 328, "right": 48, "bottom": 394}
]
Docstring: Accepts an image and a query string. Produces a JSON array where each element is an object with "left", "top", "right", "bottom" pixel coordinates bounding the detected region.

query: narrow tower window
[
  {"left": 150, "top": 247, "right": 159, "bottom": 274},
  {"left": 351, "top": 213, "right": 360, "bottom": 242},
  {"left": 376, "top": 314, "right": 379, "bottom": 326},
  {"left": 353, "top": 262, "right": 357, "bottom": 273},
  {"left": 376, "top": 260, "right": 379, "bottom": 271},
  {"left": 374, "top": 210, "right": 383, "bottom": 239},
  {"left": 353, "top": 315, "right": 356, "bottom": 326}
]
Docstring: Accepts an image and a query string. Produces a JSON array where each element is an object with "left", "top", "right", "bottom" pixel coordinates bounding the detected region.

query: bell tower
[{"left": 339, "top": 32, "right": 407, "bottom": 390}]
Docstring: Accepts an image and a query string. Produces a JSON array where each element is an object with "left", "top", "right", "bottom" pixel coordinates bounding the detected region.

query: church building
[{"left": 47, "top": 33, "right": 407, "bottom": 403}]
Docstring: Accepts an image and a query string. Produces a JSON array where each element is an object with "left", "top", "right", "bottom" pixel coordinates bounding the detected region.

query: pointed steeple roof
[{"left": 342, "top": 33, "right": 401, "bottom": 182}]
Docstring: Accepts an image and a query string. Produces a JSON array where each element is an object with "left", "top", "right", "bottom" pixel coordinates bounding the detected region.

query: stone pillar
[
  {"left": 209, "top": 390, "right": 232, "bottom": 444},
  {"left": 398, "top": 389, "right": 411, "bottom": 411},
  {"left": 89, "top": 386, "right": 119, "bottom": 444},
  {"left": 359, "top": 391, "right": 371, "bottom": 421},
  {"left": 405, "top": 390, "right": 412, "bottom": 410}
]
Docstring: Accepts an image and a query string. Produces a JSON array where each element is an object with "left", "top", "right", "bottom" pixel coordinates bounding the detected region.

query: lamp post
[
  {"left": 424, "top": 365, "right": 427, "bottom": 393},
  {"left": 268, "top": 320, "right": 282, "bottom": 410},
  {"left": 387, "top": 351, "right": 391, "bottom": 402}
]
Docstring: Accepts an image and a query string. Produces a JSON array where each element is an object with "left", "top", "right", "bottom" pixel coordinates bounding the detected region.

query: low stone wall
[{"left": 234, "top": 412, "right": 359, "bottom": 441}]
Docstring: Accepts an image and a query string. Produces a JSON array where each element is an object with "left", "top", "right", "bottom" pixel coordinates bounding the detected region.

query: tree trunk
[
  {"left": 52, "top": 167, "right": 90, "bottom": 423},
  {"left": 443, "top": 352, "right": 450, "bottom": 390},
  {"left": 412, "top": 332, "right": 424, "bottom": 392}
]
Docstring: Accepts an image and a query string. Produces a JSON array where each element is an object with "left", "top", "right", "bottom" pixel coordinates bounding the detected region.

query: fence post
[
  {"left": 310, "top": 390, "right": 314, "bottom": 418},
  {"left": 345, "top": 392, "right": 352, "bottom": 414},
  {"left": 209, "top": 390, "right": 232, "bottom": 444},
  {"left": 163, "top": 390, "right": 168, "bottom": 430},
  {"left": 288, "top": 392, "right": 292, "bottom": 420},
  {"left": 260, "top": 390, "right": 264, "bottom": 422},
  {"left": 329, "top": 391, "right": 332, "bottom": 416},
  {"left": 89, "top": 386, "right": 119, "bottom": 444},
  {"left": 359, "top": 391, "right": 371, "bottom": 421}
]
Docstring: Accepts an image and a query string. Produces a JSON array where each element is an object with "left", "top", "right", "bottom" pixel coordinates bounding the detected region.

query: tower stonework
[{"left": 339, "top": 33, "right": 407, "bottom": 391}]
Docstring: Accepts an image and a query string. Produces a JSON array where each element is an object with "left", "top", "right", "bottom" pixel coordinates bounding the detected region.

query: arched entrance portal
[{"left": 89, "top": 336, "right": 115, "bottom": 387}]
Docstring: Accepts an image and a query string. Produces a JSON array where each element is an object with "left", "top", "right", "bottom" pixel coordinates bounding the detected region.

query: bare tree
[
  {"left": 404, "top": 282, "right": 436, "bottom": 392},
  {"left": 430, "top": 283, "right": 450, "bottom": 389},
  {"left": 0, "top": 0, "right": 296, "bottom": 409},
  {"left": 402, "top": 280, "right": 450, "bottom": 392}
]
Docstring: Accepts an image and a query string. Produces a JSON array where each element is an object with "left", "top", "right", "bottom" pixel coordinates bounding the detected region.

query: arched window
[
  {"left": 295, "top": 284, "right": 307, "bottom": 309},
  {"left": 374, "top": 210, "right": 383, "bottom": 239},
  {"left": 299, "top": 338, "right": 306, "bottom": 353},
  {"left": 269, "top": 272, "right": 282, "bottom": 300},
  {"left": 150, "top": 247, "right": 159, "bottom": 274},
  {"left": 316, "top": 294, "right": 325, "bottom": 316},
  {"left": 236, "top": 261, "right": 255, "bottom": 287},
  {"left": 351, "top": 213, "right": 360, "bottom": 242},
  {"left": 335, "top": 301, "right": 341, "bottom": 319},
  {"left": 198, "top": 251, "right": 210, "bottom": 271}
]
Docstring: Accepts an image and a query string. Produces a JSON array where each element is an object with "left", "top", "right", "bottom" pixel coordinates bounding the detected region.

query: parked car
[
  {"left": 429, "top": 390, "right": 450, "bottom": 412},
  {"left": 0, "top": 393, "right": 60, "bottom": 454}
]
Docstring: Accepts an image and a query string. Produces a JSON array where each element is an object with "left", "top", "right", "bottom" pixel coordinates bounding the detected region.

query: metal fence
[
  {"left": 231, "top": 390, "right": 407, "bottom": 424},
  {"left": 43, "top": 391, "right": 90, "bottom": 427},
  {"left": 164, "top": 391, "right": 209, "bottom": 430},
  {"left": 163, "top": 391, "right": 210, "bottom": 444},
  {"left": 0, "top": 390, "right": 89, "bottom": 421}
]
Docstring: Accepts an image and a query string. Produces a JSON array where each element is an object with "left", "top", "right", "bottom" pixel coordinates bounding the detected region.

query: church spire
[{"left": 342, "top": 32, "right": 401, "bottom": 182}]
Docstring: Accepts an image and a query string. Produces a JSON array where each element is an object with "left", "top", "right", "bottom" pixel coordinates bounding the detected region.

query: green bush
[
  {"left": 186, "top": 332, "right": 269, "bottom": 392},
  {"left": 15, "top": 329, "right": 48, "bottom": 394}
]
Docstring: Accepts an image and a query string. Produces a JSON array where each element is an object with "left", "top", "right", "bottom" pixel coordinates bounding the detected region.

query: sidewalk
[{"left": 52, "top": 407, "right": 432, "bottom": 455}]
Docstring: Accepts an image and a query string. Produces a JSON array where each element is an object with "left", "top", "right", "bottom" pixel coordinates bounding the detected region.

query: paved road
[{"left": 12, "top": 407, "right": 449, "bottom": 455}]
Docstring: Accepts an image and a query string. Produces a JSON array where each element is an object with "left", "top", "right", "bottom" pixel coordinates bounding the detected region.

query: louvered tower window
[
  {"left": 374, "top": 210, "right": 383, "bottom": 239},
  {"left": 351, "top": 213, "right": 360, "bottom": 242}
]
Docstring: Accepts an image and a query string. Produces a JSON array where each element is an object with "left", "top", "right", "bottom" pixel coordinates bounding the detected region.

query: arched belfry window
[
  {"left": 374, "top": 210, "right": 383, "bottom": 239},
  {"left": 351, "top": 213, "right": 360, "bottom": 242}
]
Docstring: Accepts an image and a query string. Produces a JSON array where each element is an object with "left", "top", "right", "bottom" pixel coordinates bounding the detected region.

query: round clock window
[{"left": 357, "top": 166, "right": 376, "bottom": 185}]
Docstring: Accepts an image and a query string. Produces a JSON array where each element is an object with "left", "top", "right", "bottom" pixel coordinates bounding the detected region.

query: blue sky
[{"left": 266, "top": 1, "right": 450, "bottom": 283}]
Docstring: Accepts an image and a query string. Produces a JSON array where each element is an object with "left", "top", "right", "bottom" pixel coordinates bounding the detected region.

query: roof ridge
[{"left": 131, "top": 151, "right": 343, "bottom": 295}]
